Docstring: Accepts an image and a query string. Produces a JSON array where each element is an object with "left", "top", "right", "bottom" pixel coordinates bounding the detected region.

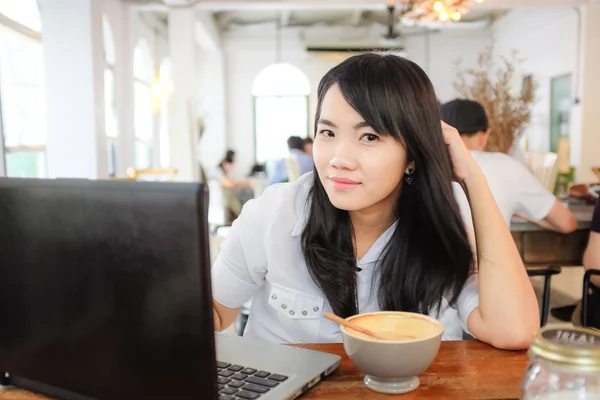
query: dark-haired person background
[
  {"left": 266, "top": 136, "right": 314, "bottom": 186},
  {"left": 304, "top": 137, "right": 313, "bottom": 156},
  {"left": 569, "top": 200, "right": 600, "bottom": 328},
  {"left": 440, "top": 99, "right": 576, "bottom": 234},
  {"left": 211, "top": 53, "right": 539, "bottom": 350},
  {"left": 217, "top": 150, "right": 254, "bottom": 222}
]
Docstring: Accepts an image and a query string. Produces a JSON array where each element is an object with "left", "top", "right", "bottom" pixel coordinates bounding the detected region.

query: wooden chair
[
  {"left": 126, "top": 167, "right": 179, "bottom": 181},
  {"left": 527, "top": 152, "right": 559, "bottom": 192},
  {"left": 592, "top": 167, "right": 600, "bottom": 182},
  {"left": 285, "top": 157, "right": 301, "bottom": 182},
  {"left": 526, "top": 265, "right": 562, "bottom": 327}
]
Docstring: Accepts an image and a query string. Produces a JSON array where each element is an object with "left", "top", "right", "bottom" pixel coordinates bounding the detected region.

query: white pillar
[
  {"left": 38, "top": 0, "right": 107, "bottom": 179},
  {"left": 574, "top": 3, "right": 600, "bottom": 182},
  {"left": 167, "top": 9, "right": 198, "bottom": 181},
  {"left": 197, "top": 50, "right": 227, "bottom": 178},
  {"left": 116, "top": 5, "right": 135, "bottom": 176},
  {"left": 195, "top": 12, "right": 226, "bottom": 178}
]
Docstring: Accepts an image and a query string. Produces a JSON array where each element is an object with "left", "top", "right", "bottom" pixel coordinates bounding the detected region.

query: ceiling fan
[
  {"left": 381, "top": 2, "right": 434, "bottom": 46},
  {"left": 383, "top": 3, "right": 402, "bottom": 41}
]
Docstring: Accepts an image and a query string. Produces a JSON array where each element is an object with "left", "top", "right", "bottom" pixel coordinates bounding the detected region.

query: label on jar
[{"left": 542, "top": 328, "right": 600, "bottom": 348}]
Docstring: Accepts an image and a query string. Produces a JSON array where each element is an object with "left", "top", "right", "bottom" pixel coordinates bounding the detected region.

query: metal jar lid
[{"left": 529, "top": 327, "right": 600, "bottom": 372}]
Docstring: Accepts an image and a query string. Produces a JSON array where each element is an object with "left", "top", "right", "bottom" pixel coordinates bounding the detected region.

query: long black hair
[{"left": 301, "top": 53, "right": 474, "bottom": 318}]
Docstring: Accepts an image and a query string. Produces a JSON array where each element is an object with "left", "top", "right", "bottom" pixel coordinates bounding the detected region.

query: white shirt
[
  {"left": 471, "top": 151, "right": 556, "bottom": 226},
  {"left": 509, "top": 141, "right": 528, "bottom": 167},
  {"left": 212, "top": 172, "right": 480, "bottom": 344}
]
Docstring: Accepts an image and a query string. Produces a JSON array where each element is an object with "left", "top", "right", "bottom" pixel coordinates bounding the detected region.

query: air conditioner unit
[
  {"left": 162, "top": 0, "right": 197, "bottom": 5},
  {"left": 302, "top": 26, "right": 405, "bottom": 60},
  {"left": 123, "top": 0, "right": 198, "bottom": 6},
  {"left": 305, "top": 46, "right": 405, "bottom": 63}
]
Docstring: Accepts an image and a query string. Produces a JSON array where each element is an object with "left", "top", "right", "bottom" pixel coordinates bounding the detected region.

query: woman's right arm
[
  {"left": 213, "top": 301, "right": 241, "bottom": 332},
  {"left": 211, "top": 188, "right": 275, "bottom": 331}
]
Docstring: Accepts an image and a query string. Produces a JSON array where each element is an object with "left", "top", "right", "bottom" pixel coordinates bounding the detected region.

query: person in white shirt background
[
  {"left": 212, "top": 53, "right": 539, "bottom": 350},
  {"left": 439, "top": 99, "right": 576, "bottom": 233}
]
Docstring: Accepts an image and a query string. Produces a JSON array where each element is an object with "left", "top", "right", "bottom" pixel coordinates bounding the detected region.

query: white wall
[
  {"left": 222, "top": 31, "right": 334, "bottom": 177},
  {"left": 223, "top": 27, "right": 490, "bottom": 176},
  {"left": 404, "top": 30, "right": 492, "bottom": 102},
  {"left": 576, "top": 3, "right": 600, "bottom": 182},
  {"left": 492, "top": 6, "right": 580, "bottom": 155}
]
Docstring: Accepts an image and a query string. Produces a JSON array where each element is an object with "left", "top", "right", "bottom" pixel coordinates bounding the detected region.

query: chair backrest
[
  {"left": 285, "top": 157, "right": 301, "bottom": 182},
  {"left": 126, "top": 168, "right": 179, "bottom": 182},
  {"left": 250, "top": 178, "right": 266, "bottom": 199},
  {"left": 527, "top": 152, "right": 559, "bottom": 192},
  {"left": 592, "top": 167, "right": 600, "bottom": 183},
  {"left": 221, "top": 187, "right": 243, "bottom": 223},
  {"left": 209, "top": 236, "right": 225, "bottom": 265}
]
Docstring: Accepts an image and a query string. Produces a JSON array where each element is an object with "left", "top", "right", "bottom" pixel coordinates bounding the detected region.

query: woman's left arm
[{"left": 442, "top": 122, "right": 539, "bottom": 350}]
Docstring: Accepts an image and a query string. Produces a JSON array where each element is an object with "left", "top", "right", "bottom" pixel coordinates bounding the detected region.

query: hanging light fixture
[
  {"left": 395, "top": 0, "right": 483, "bottom": 22},
  {"left": 150, "top": 27, "right": 174, "bottom": 111}
]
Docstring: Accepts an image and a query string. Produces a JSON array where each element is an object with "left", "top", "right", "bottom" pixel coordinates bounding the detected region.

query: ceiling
[
  {"left": 123, "top": 0, "right": 589, "bottom": 31},
  {"left": 213, "top": 8, "right": 502, "bottom": 30}
]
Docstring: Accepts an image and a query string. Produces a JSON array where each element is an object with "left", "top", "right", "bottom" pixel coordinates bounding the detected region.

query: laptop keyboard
[{"left": 216, "top": 361, "right": 288, "bottom": 400}]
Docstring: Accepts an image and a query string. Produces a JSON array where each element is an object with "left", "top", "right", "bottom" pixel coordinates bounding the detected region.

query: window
[
  {"left": 103, "top": 16, "right": 118, "bottom": 177},
  {"left": 0, "top": 1, "right": 46, "bottom": 178},
  {"left": 157, "top": 59, "right": 171, "bottom": 168},
  {"left": 252, "top": 63, "right": 310, "bottom": 163},
  {"left": 0, "top": 0, "right": 41, "bottom": 32},
  {"left": 133, "top": 40, "right": 154, "bottom": 169}
]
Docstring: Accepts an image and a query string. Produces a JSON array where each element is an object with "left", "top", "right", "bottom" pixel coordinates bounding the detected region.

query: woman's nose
[{"left": 329, "top": 142, "right": 358, "bottom": 171}]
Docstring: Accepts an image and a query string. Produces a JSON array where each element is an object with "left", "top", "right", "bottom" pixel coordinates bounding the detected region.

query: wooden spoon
[{"left": 324, "top": 312, "right": 415, "bottom": 341}]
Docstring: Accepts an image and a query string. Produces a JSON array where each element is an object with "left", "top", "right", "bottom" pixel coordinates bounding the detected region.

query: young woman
[{"left": 212, "top": 53, "right": 539, "bottom": 350}]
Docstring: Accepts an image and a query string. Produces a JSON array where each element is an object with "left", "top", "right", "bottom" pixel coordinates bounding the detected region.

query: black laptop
[{"left": 0, "top": 178, "right": 339, "bottom": 400}]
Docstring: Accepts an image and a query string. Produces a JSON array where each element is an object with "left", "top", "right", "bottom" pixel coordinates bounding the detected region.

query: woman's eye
[
  {"left": 319, "top": 129, "right": 335, "bottom": 138},
  {"left": 361, "top": 133, "right": 379, "bottom": 142}
]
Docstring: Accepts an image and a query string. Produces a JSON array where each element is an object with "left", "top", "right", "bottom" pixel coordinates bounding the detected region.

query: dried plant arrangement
[{"left": 454, "top": 42, "right": 536, "bottom": 154}]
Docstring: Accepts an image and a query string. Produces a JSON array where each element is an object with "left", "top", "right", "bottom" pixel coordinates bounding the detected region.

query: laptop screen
[{"left": 0, "top": 179, "right": 217, "bottom": 400}]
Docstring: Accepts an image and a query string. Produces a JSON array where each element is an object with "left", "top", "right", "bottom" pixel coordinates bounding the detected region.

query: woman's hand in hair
[{"left": 440, "top": 121, "right": 480, "bottom": 183}]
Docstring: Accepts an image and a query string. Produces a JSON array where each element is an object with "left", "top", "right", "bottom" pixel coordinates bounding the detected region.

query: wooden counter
[
  {"left": 511, "top": 204, "right": 593, "bottom": 266},
  {"left": 510, "top": 204, "right": 593, "bottom": 232}
]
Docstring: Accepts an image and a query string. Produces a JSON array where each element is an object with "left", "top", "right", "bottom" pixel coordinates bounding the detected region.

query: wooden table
[
  {"left": 298, "top": 341, "right": 529, "bottom": 399},
  {"left": 0, "top": 341, "right": 530, "bottom": 400}
]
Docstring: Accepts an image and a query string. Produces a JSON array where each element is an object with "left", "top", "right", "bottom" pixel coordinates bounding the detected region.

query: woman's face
[
  {"left": 221, "top": 161, "right": 233, "bottom": 174},
  {"left": 313, "top": 84, "right": 409, "bottom": 213}
]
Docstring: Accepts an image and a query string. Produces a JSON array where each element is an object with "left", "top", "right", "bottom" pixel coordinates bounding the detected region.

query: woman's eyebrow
[{"left": 317, "top": 119, "right": 370, "bottom": 130}]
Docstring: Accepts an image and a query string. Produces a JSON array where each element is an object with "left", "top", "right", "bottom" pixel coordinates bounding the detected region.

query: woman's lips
[{"left": 329, "top": 177, "right": 361, "bottom": 191}]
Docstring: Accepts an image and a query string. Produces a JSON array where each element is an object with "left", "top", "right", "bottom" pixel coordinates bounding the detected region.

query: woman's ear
[{"left": 405, "top": 161, "right": 416, "bottom": 175}]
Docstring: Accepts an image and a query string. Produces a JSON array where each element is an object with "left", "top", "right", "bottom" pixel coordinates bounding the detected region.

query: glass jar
[{"left": 522, "top": 327, "right": 600, "bottom": 399}]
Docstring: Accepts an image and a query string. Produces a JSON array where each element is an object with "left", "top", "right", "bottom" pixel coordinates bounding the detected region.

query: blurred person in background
[
  {"left": 266, "top": 136, "right": 313, "bottom": 186},
  {"left": 440, "top": 99, "right": 576, "bottom": 234}
]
